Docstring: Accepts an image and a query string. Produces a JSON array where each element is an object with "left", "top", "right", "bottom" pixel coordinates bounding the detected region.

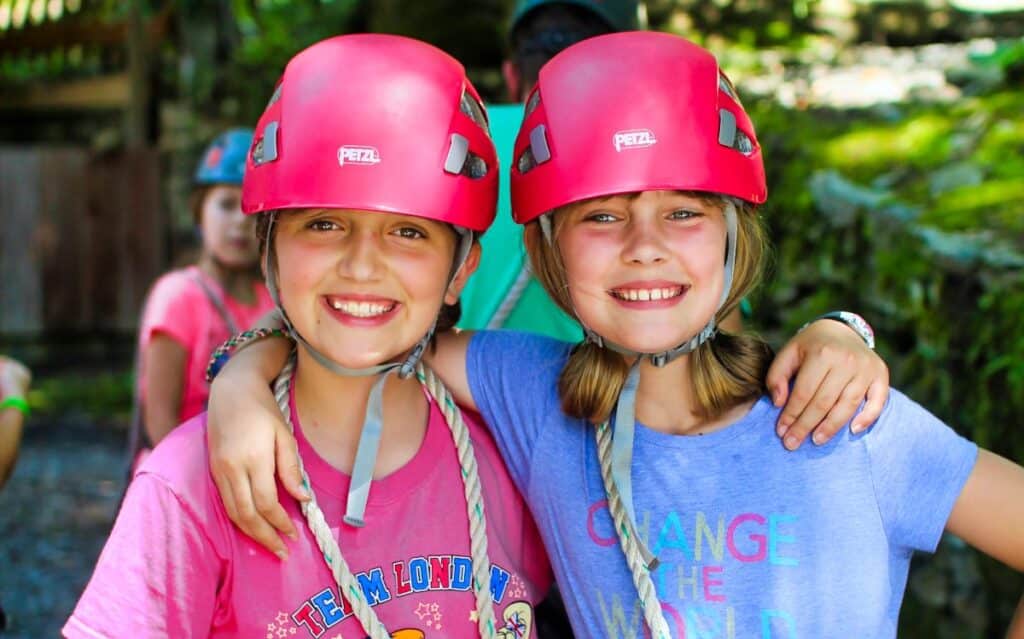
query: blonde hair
[{"left": 524, "top": 192, "right": 774, "bottom": 424}]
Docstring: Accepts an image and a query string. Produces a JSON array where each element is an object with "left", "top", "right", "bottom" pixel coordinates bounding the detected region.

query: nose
[
  {"left": 621, "top": 216, "right": 667, "bottom": 265},
  {"left": 338, "top": 229, "right": 383, "bottom": 281}
]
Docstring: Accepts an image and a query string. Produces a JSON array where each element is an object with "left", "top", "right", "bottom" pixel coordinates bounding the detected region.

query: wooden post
[{"left": 124, "top": 0, "right": 149, "bottom": 148}]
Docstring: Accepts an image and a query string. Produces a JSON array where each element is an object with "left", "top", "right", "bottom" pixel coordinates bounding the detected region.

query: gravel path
[{"left": 0, "top": 418, "right": 126, "bottom": 638}]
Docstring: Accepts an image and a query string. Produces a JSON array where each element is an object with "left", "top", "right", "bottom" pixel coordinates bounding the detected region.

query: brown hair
[
  {"left": 524, "top": 192, "right": 774, "bottom": 424},
  {"left": 189, "top": 186, "right": 213, "bottom": 225},
  {"left": 255, "top": 211, "right": 465, "bottom": 334}
]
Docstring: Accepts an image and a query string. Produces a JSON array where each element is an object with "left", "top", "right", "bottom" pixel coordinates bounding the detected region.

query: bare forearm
[
  {"left": 143, "top": 403, "right": 181, "bottom": 446},
  {"left": 1008, "top": 594, "right": 1024, "bottom": 639},
  {"left": 0, "top": 408, "right": 25, "bottom": 488}
]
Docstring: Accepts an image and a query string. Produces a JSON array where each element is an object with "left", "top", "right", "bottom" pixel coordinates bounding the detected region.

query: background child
[
  {"left": 0, "top": 354, "right": 31, "bottom": 632},
  {"left": 129, "top": 128, "right": 273, "bottom": 458},
  {"left": 0, "top": 355, "right": 31, "bottom": 488},
  {"left": 66, "top": 34, "right": 550, "bottom": 639}
]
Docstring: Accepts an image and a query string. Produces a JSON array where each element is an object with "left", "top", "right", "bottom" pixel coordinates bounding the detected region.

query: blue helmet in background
[{"left": 194, "top": 128, "right": 253, "bottom": 186}]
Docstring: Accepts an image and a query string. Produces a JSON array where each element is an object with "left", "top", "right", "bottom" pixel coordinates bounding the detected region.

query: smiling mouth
[
  {"left": 327, "top": 298, "right": 398, "bottom": 318},
  {"left": 609, "top": 286, "right": 686, "bottom": 302}
]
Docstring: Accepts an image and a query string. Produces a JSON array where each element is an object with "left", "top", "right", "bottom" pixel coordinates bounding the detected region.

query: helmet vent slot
[{"left": 460, "top": 89, "right": 489, "bottom": 132}]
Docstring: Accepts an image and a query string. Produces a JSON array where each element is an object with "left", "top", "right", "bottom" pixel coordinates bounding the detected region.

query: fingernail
[
  {"left": 851, "top": 421, "right": 865, "bottom": 435},
  {"left": 275, "top": 549, "right": 288, "bottom": 561},
  {"left": 287, "top": 530, "right": 299, "bottom": 541},
  {"left": 812, "top": 431, "right": 825, "bottom": 445},
  {"left": 785, "top": 435, "right": 799, "bottom": 450},
  {"left": 776, "top": 424, "right": 788, "bottom": 437}
]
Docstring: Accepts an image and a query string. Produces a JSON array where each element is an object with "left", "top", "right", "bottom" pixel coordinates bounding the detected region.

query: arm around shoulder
[{"left": 428, "top": 330, "right": 476, "bottom": 411}]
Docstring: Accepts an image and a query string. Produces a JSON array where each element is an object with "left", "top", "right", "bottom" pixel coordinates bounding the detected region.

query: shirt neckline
[{"left": 288, "top": 377, "right": 446, "bottom": 507}]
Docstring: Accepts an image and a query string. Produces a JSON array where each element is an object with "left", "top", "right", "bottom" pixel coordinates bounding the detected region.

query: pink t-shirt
[
  {"left": 137, "top": 266, "right": 274, "bottom": 423},
  {"left": 65, "top": 393, "right": 552, "bottom": 638}
]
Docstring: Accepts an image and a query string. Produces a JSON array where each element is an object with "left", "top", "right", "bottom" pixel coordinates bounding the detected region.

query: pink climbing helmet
[
  {"left": 510, "top": 30, "right": 767, "bottom": 224},
  {"left": 243, "top": 34, "right": 497, "bottom": 233}
]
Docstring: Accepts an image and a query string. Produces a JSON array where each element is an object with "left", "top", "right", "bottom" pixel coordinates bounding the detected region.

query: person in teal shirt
[{"left": 458, "top": 0, "right": 644, "bottom": 339}]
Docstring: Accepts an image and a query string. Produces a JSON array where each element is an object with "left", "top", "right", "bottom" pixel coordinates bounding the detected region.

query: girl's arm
[
  {"left": 767, "top": 318, "right": 889, "bottom": 450},
  {"left": 1008, "top": 595, "right": 1024, "bottom": 639},
  {"left": 0, "top": 356, "right": 31, "bottom": 488},
  {"left": 142, "top": 335, "right": 188, "bottom": 445},
  {"left": 207, "top": 318, "right": 888, "bottom": 554},
  {"left": 206, "top": 333, "right": 302, "bottom": 558},
  {"left": 945, "top": 449, "right": 1024, "bottom": 637},
  {"left": 945, "top": 449, "right": 1024, "bottom": 571}
]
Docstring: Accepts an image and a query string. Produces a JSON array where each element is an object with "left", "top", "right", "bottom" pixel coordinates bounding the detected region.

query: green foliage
[
  {"left": 28, "top": 370, "right": 133, "bottom": 422},
  {"left": 749, "top": 86, "right": 1024, "bottom": 637}
]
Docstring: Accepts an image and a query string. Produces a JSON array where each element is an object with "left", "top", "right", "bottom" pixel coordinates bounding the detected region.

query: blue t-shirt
[{"left": 466, "top": 330, "right": 978, "bottom": 639}]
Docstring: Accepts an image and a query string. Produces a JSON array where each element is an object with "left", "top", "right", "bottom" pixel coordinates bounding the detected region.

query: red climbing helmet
[
  {"left": 510, "top": 31, "right": 766, "bottom": 224},
  {"left": 243, "top": 34, "right": 498, "bottom": 233}
]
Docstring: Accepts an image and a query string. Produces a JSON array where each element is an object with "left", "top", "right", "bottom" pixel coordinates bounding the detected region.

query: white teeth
[
  {"left": 612, "top": 286, "right": 683, "bottom": 301},
  {"left": 329, "top": 299, "right": 393, "bottom": 317}
]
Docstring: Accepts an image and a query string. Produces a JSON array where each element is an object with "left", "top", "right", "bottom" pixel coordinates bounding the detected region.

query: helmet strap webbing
[
  {"left": 273, "top": 356, "right": 498, "bottom": 638},
  {"left": 263, "top": 211, "right": 476, "bottom": 527},
  {"left": 587, "top": 202, "right": 740, "bottom": 636}
]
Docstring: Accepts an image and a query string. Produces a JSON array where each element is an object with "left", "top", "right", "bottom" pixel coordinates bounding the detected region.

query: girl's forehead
[
  {"left": 289, "top": 208, "right": 446, "bottom": 226},
  {"left": 574, "top": 190, "right": 721, "bottom": 208}
]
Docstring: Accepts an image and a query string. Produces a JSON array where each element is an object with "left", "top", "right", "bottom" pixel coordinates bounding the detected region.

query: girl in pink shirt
[
  {"left": 132, "top": 128, "right": 274, "bottom": 453},
  {"left": 66, "top": 34, "right": 551, "bottom": 639}
]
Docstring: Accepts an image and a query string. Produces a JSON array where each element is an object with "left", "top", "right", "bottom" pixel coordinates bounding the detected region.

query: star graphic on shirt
[
  {"left": 275, "top": 611, "right": 290, "bottom": 625},
  {"left": 469, "top": 610, "right": 479, "bottom": 622},
  {"left": 415, "top": 602, "right": 433, "bottom": 620},
  {"left": 277, "top": 628, "right": 288, "bottom": 638}
]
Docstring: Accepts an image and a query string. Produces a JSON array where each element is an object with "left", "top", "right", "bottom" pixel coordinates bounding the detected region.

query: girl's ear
[{"left": 444, "top": 242, "right": 481, "bottom": 306}]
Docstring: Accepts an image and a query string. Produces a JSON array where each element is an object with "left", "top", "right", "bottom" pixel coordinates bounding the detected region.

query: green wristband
[{"left": 0, "top": 395, "right": 29, "bottom": 416}]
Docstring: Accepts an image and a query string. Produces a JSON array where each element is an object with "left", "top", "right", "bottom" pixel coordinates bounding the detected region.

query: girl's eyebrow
[{"left": 590, "top": 192, "right": 641, "bottom": 205}]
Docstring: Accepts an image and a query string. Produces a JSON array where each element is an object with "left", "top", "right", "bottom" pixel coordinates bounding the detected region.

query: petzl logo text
[
  {"left": 613, "top": 129, "right": 657, "bottom": 152},
  {"left": 338, "top": 145, "right": 381, "bottom": 166}
]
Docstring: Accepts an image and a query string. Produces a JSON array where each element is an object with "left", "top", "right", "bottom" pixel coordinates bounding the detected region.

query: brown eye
[
  {"left": 307, "top": 219, "right": 339, "bottom": 232},
  {"left": 394, "top": 226, "right": 426, "bottom": 239}
]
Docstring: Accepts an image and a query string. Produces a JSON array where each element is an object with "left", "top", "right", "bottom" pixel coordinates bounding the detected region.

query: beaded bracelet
[
  {"left": 205, "top": 328, "right": 290, "bottom": 383},
  {"left": 0, "top": 396, "right": 30, "bottom": 417}
]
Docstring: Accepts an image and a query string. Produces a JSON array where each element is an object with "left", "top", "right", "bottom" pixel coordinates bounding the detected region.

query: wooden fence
[{"left": 0, "top": 146, "right": 164, "bottom": 336}]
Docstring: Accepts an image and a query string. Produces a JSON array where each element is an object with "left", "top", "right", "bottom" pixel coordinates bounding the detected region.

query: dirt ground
[{"left": 0, "top": 417, "right": 126, "bottom": 638}]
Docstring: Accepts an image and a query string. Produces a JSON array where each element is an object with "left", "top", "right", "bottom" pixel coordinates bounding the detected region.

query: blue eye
[
  {"left": 585, "top": 211, "right": 619, "bottom": 223},
  {"left": 669, "top": 209, "right": 700, "bottom": 220}
]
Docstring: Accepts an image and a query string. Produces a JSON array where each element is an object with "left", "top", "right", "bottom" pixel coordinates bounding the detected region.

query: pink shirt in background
[
  {"left": 65, "top": 391, "right": 552, "bottom": 638},
  {"left": 137, "top": 265, "right": 274, "bottom": 423}
]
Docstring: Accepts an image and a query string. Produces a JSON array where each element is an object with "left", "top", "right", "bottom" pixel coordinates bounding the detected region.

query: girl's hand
[
  {"left": 0, "top": 356, "right": 31, "bottom": 400},
  {"left": 766, "top": 319, "right": 889, "bottom": 450},
  {"left": 1008, "top": 595, "right": 1024, "bottom": 639},
  {"left": 206, "top": 336, "right": 304, "bottom": 558}
]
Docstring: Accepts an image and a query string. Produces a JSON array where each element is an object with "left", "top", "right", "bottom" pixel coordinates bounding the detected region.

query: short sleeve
[
  {"left": 864, "top": 389, "right": 978, "bottom": 553},
  {"left": 139, "top": 271, "right": 203, "bottom": 349},
  {"left": 466, "top": 330, "right": 572, "bottom": 493},
  {"left": 63, "top": 473, "right": 225, "bottom": 639}
]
